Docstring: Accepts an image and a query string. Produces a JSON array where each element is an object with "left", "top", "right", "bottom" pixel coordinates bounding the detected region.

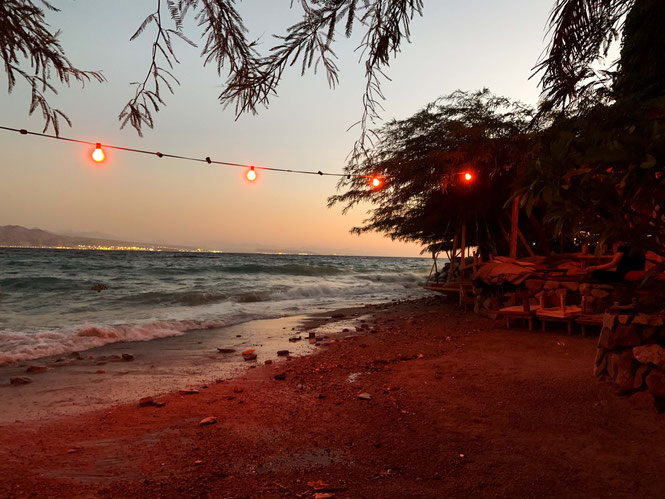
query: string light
[
  {"left": 92, "top": 143, "right": 105, "bottom": 162},
  {"left": 371, "top": 176, "right": 382, "bottom": 188},
  {"left": 463, "top": 172, "right": 473, "bottom": 181},
  {"left": 246, "top": 166, "right": 257, "bottom": 181},
  {"left": 0, "top": 125, "right": 380, "bottom": 184}
]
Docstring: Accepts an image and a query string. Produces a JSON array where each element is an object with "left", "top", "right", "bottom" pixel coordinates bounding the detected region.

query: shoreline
[
  {"left": 2, "top": 296, "right": 665, "bottom": 497},
  {"left": 0, "top": 300, "right": 383, "bottom": 423}
]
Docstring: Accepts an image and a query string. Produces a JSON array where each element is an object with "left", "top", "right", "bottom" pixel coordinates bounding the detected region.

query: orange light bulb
[
  {"left": 92, "top": 143, "right": 104, "bottom": 162},
  {"left": 246, "top": 166, "right": 257, "bottom": 181},
  {"left": 371, "top": 177, "right": 382, "bottom": 188},
  {"left": 464, "top": 172, "right": 473, "bottom": 181}
]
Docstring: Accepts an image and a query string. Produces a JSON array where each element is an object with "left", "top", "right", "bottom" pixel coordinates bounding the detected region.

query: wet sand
[{"left": 2, "top": 296, "right": 665, "bottom": 498}]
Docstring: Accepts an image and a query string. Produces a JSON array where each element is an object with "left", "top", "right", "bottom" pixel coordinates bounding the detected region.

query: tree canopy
[{"left": 328, "top": 89, "right": 536, "bottom": 254}]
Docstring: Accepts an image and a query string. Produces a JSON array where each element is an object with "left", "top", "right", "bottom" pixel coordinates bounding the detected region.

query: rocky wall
[{"left": 594, "top": 312, "right": 665, "bottom": 412}]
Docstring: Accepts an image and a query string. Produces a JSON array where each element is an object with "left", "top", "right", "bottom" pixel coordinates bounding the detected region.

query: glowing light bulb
[
  {"left": 463, "top": 172, "right": 473, "bottom": 181},
  {"left": 92, "top": 143, "right": 104, "bottom": 162},
  {"left": 371, "top": 176, "right": 382, "bottom": 188},
  {"left": 246, "top": 166, "right": 257, "bottom": 181}
]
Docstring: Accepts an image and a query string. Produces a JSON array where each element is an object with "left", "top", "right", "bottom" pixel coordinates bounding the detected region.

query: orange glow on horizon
[
  {"left": 246, "top": 167, "right": 257, "bottom": 181},
  {"left": 92, "top": 143, "right": 105, "bottom": 163}
]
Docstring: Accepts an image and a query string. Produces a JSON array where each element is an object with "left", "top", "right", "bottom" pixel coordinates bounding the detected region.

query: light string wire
[{"left": 0, "top": 125, "right": 377, "bottom": 179}]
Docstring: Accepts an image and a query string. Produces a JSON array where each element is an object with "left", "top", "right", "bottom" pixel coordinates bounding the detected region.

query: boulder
[
  {"left": 641, "top": 327, "right": 658, "bottom": 343},
  {"left": 10, "top": 376, "right": 33, "bottom": 385},
  {"left": 598, "top": 327, "right": 615, "bottom": 350},
  {"left": 602, "top": 314, "right": 618, "bottom": 329},
  {"left": 613, "top": 325, "right": 641, "bottom": 348},
  {"left": 591, "top": 289, "right": 610, "bottom": 299},
  {"left": 606, "top": 350, "right": 637, "bottom": 392},
  {"left": 593, "top": 353, "right": 608, "bottom": 377},
  {"left": 633, "top": 314, "right": 652, "bottom": 326},
  {"left": 579, "top": 283, "right": 591, "bottom": 294},
  {"left": 561, "top": 281, "right": 580, "bottom": 292},
  {"left": 544, "top": 280, "right": 559, "bottom": 290},
  {"left": 646, "top": 369, "right": 665, "bottom": 398},
  {"left": 525, "top": 279, "right": 544, "bottom": 292},
  {"left": 633, "top": 344, "right": 665, "bottom": 367}
]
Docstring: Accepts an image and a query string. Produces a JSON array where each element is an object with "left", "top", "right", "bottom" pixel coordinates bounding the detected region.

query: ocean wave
[
  {"left": 221, "top": 263, "right": 343, "bottom": 276},
  {"left": 0, "top": 276, "right": 87, "bottom": 292},
  {"left": 117, "top": 290, "right": 229, "bottom": 306},
  {"left": 0, "top": 318, "right": 232, "bottom": 364}
]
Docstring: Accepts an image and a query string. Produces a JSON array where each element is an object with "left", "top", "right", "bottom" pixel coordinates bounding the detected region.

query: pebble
[
  {"left": 179, "top": 389, "right": 200, "bottom": 395},
  {"left": 10, "top": 376, "right": 33, "bottom": 385},
  {"left": 357, "top": 392, "right": 372, "bottom": 401},
  {"left": 95, "top": 370, "right": 106, "bottom": 374},
  {"left": 217, "top": 348, "right": 236, "bottom": 354},
  {"left": 199, "top": 416, "right": 217, "bottom": 426},
  {"left": 274, "top": 373, "right": 287, "bottom": 380},
  {"left": 121, "top": 353, "right": 134, "bottom": 361},
  {"left": 139, "top": 396, "right": 166, "bottom": 408},
  {"left": 277, "top": 350, "right": 290, "bottom": 356},
  {"left": 25, "top": 365, "right": 47, "bottom": 373}
]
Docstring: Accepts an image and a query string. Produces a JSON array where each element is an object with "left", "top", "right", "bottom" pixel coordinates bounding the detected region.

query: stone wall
[{"left": 594, "top": 312, "right": 665, "bottom": 411}]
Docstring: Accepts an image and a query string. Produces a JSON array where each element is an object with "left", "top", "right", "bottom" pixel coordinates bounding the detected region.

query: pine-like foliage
[
  {"left": 1, "top": 0, "right": 423, "bottom": 143},
  {"left": 0, "top": 0, "right": 105, "bottom": 135},
  {"left": 328, "top": 90, "right": 536, "bottom": 254}
]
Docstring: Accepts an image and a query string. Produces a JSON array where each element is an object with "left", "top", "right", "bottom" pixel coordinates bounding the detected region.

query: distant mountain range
[{"left": 0, "top": 225, "right": 195, "bottom": 252}]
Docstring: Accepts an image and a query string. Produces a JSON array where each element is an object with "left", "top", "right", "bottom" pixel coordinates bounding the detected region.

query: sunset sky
[{"left": 0, "top": 0, "right": 555, "bottom": 256}]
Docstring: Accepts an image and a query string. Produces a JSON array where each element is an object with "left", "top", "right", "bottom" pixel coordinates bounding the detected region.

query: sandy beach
[{"left": 2, "top": 296, "right": 665, "bottom": 498}]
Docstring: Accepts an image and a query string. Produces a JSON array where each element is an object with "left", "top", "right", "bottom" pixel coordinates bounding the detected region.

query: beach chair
[
  {"left": 498, "top": 289, "right": 540, "bottom": 331},
  {"left": 536, "top": 288, "right": 582, "bottom": 335}
]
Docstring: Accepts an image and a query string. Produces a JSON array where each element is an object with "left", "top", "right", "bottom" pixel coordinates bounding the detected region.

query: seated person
[{"left": 585, "top": 242, "right": 645, "bottom": 283}]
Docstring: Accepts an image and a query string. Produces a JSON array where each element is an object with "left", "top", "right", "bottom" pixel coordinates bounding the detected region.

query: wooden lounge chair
[
  {"left": 536, "top": 289, "right": 582, "bottom": 335},
  {"left": 498, "top": 290, "right": 540, "bottom": 331}
]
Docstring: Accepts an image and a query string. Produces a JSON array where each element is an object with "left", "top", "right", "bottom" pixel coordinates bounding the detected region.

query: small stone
[
  {"left": 265, "top": 360, "right": 273, "bottom": 365},
  {"left": 95, "top": 369, "right": 106, "bottom": 374},
  {"left": 288, "top": 336, "right": 302, "bottom": 342},
  {"left": 179, "top": 389, "right": 200, "bottom": 395},
  {"left": 277, "top": 350, "right": 289, "bottom": 356},
  {"left": 199, "top": 416, "right": 217, "bottom": 426},
  {"left": 217, "top": 348, "right": 236, "bottom": 354},
  {"left": 633, "top": 344, "right": 665, "bottom": 367},
  {"left": 110, "top": 355, "right": 121, "bottom": 361},
  {"left": 617, "top": 315, "right": 632, "bottom": 325},
  {"left": 139, "top": 396, "right": 166, "bottom": 408},
  {"left": 233, "top": 387, "right": 244, "bottom": 393},
  {"left": 331, "top": 313, "right": 345, "bottom": 318},
  {"left": 274, "top": 373, "right": 286, "bottom": 380},
  {"left": 10, "top": 376, "right": 33, "bottom": 385},
  {"left": 122, "top": 353, "right": 134, "bottom": 361},
  {"left": 25, "top": 365, "right": 47, "bottom": 373},
  {"left": 357, "top": 392, "right": 372, "bottom": 401},
  {"left": 243, "top": 353, "right": 257, "bottom": 361}
]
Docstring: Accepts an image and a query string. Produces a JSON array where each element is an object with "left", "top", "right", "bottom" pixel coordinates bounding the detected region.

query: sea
[{"left": 0, "top": 248, "right": 430, "bottom": 363}]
